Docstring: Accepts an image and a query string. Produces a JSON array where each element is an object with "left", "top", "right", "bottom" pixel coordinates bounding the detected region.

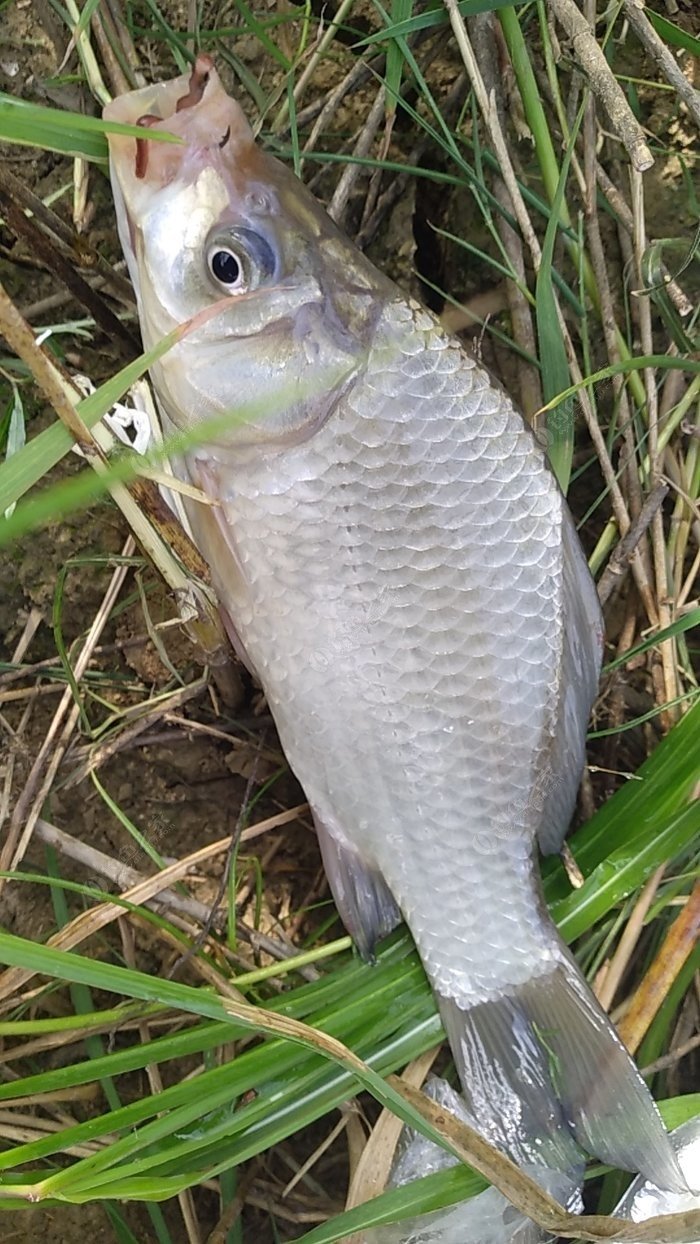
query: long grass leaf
[
  {"left": 645, "top": 11, "right": 700, "bottom": 56},
  {"left": 536, "top": 103, "right": 585, "bottom": 491},
  {"left": 0, "top": 95, "right": 181, "bottom": 163},
  {"left": 0, "top": 326, "right": 183, "bottom": 520},
  {"left": 360, "top": 0, "right": 523, "bottom": 45}
]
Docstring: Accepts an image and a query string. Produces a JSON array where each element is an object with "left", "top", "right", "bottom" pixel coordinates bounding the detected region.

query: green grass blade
[
  {"left": 0, "top": 325, "right": 182, "bottom": 521},
  {"left": 0, "top": 95, "right": 182, "bottom": 163},
  {"left": 360, "top": 0, "right": 524, "bottom": 45},
  {"left": 536, "top": 102, "right": 585, "bottom": 492},
  {"left": 553, "top": 800, "right": 700, "bottom": 941},
  {"left": 384, "top": 0, "right": 413, "bottom": 121},
  {"left": 645, "top": 11, "right": 700, "bottom": 56},
  {"left": 602, "top": 609, "right": 700, "bottom": 673}
]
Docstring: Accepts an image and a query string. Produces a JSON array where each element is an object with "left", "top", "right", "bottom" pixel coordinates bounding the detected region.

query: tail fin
[{"left": 439, "top": 957, "right": 687, "bottom": 1193}]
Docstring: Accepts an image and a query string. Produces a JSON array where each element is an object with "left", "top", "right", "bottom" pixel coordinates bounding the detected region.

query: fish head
[{"left": 104, "top": 56, "right": 391, "bottom": 449}]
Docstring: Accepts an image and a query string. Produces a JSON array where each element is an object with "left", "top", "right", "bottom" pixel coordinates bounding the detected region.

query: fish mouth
[
  {"left": 103, "top": 54, "right": 214, "bottom": 134},
  {"left": 103, "top": 55, "right": 255, "bottom": 195}
]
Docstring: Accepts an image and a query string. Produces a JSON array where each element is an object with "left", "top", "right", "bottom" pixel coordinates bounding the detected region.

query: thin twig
[
  {"left": 597, "top": 482, "right": 669, "bottom": 607},
  {"left": 0, "top": 168, "right": 135, "bottom": 307},
  {"left": 595, "top": 864, "right": 666, "bottom": 1011},
  {"left": 0, "top": 283, "right": 239, "bottom": 702},
  {"left": 631, "top": 169, "right": 680, "bottom": 722},
  {"left": 328, "top": 85, "right": 386, "bottom": 226},
  {"left": 584, "top": 90, "right": 646, "bottom": 530},
  {"left": 299, "top": 56, "right": 385, "bottom": 173},
  {"left": 62, "top": 679, "right": 210, "bottom": 788},
  {"left": 546, "top": 0, "right": 654, "bottom": 170},
  {"left": 444, "top": 0, "right": 543, "bottom": 268},
  {"left": 0, "top": 538, "right": 135, "bottom": 884},
  {"left": 0, "top": 184, "right": 137, "bottom": 350},
  {"left": 622, "top": 0, "right": 700, "bottom": 128},
  {"left": 269, "top": 0, "right": 357, "bottom": 134},
  {"left": 90, "top": 8, "right": 131, "bottom": 98},
  {"left": 168, "top": 731, "right": 270, "bottom": 979},
  {"left": 640, "top": 1032, "right": 700, "bottom": 1078}
]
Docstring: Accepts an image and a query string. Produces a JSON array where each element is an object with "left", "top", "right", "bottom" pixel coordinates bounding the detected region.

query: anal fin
[{"left": 313, "top": 813, "right": 401, "bottom": 960}]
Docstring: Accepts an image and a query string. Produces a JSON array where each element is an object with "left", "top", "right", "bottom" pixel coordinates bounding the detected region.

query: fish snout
[{"left": 103, "top": 56, "right": 255, "bottom": 204}]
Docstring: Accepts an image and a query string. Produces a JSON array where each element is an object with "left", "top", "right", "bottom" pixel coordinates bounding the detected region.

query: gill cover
[{"left": 103, "top": 57, "right": 390, "bottom": 449}]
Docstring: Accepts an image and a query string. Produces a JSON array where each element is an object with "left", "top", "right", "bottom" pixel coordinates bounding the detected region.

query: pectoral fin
[
  {"left": 182, "top": 457, "right": 260, "bottom": 675},
  {"left": 313, "top": 813, "right": 401, "bottom": 959}
]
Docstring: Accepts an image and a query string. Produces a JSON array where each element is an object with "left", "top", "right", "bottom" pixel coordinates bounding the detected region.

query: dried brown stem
[
  {"left": 595, "top": 864, "right": 666, "bottom": 1010},
  {"left": 354, "top": 73, "right": 466, "bottom": 251},
  {"left": 62, "top": 682, "right": 210, "bottom": 788},
  {"left": 4, "top": 169, "right": 135, "bottom": 306},
  {"left": 641, "top": 1032, "right": 700, "bottom": 1078},
  {"left": 299, "top": 56, "right": 384, "bottom": 169},
  {"left": 90, "top": 8, "right": 131, "bottom": 98},
  {"left": 597, "top": 482, "right": 669, "bottom": 606},
  {"left": 104, "top": 0, "right": 145, "bottom": 85},
  {"left": 470, "top": 11, "right": 543, "bottom": 418},
  {"left": 584, "top": 98, "right": 646, "bottom": 529},
  {"left": 0, "top": 808, "right": 315, "bottom": 1004},
  {"left": 0, "top": 540, "right": 135, "bottom": 882},
  {"left": 631, "top": 169, "right": 680, "bottom": 721},
  {"left": 622, "top": 0, "right": 700, "bottom": 129},
  {"left": 328, "top": 85, "right": 386, "bottom": 226},
  {"left": 444, "top": 0, "right": 543, "bottom": 268},
  {"left": 617, "top": 880, "right": 700, "bottom": 1055},
  {"left": 2, "top": 195, "right": 137, "bottom": 346},
  {"left": 546, "top": 0, "right": 654, "bottom": 170}
]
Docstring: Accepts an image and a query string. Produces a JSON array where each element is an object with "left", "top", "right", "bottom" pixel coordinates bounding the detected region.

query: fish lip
[
  {"left": 103, "top": 57, "right": 255, "bottom": 199},
  {"left": 103, "top": 55, "right": 218, "bottom": 130}
]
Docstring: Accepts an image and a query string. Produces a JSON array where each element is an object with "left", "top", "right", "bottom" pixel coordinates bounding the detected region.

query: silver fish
[{"left": 104, "top": 56, "right": 685, "bottom": 1192}]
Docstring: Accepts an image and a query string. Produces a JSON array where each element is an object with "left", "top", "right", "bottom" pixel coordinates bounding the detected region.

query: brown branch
[
  {"left": 622, "top": 0, "right": 700, "bottom": 129},
  {"left": 0, "top": 166, "right": 135, "bottom": 304},
  {"left": 0, "top": 185, "right": 138, "bottom": 352},
  {"left": 546, "top": 0, "right": 654, "bottom": 170},
  {"left": 597, "top": 482, "right": 669, "bottom": 606}
]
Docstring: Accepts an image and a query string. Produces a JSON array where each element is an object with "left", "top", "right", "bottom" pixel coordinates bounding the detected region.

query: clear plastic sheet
[
  {"left": 366, "top": 1078, "right": 582, "bottom": 1244},
  {"left": 611, "top": 1115, "right": 700, "bottom": 1242}
]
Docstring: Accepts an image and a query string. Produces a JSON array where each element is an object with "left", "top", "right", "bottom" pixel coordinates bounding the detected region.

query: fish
[{"left": 103, "top": 55, "right": 686, "bottom": 1194}]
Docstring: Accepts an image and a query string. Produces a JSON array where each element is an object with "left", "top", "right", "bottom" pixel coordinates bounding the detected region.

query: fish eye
[
  {"left": 205, "top": 227, "right": 276, "bottom": 296},
  {"left": 209, "top": 248, "right": 243, "bottom": 289}
]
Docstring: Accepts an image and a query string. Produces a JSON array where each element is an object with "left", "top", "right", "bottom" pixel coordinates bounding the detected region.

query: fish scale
[
  {"left": 193, "top": 299, "right": 567, "bottom": 1006},
  {"left": 104, "top": 56, "right": 687, "bottom": 1196}
]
